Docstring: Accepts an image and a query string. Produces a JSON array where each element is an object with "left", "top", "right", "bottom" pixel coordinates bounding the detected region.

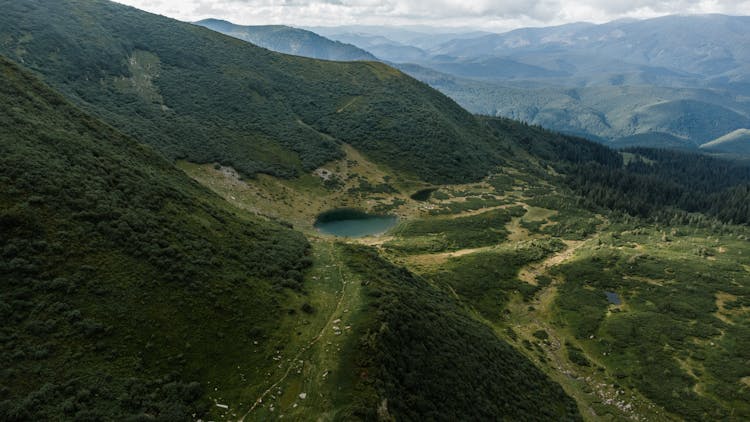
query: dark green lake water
[{"left": 315, "top": 215, "right": 397, "bottom": 238}]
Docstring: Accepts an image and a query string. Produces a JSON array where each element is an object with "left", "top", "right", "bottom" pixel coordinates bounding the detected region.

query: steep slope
[
  {"left": 0, "top": 0, "right": 508, "bottom": 184},
  {"left": 195, "top": 19, "right": 377, "bottom": 62},
  {"left": 0, "top": 55, "right": 311, "bottom": 420},
  {"left": 701, "top": 128, "right": 750, "bottom": 154}
]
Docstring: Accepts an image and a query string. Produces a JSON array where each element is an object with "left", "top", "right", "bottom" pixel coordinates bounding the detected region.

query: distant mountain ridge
[
  {"left": 431, "top": 14, "right": 750, "bottom": 88},
  {"left": 195, "top": 19, "right": 377, "bottom": 62},
  {"left": 336, "top": 15, "right": 750, "bottom": 150}
]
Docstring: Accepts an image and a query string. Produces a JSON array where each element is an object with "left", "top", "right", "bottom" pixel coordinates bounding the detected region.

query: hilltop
[
  {"left": 195, "top": 19, "right": 377, "bottom": 62},
  {"left": 0, "top": 0, "right": 513, "bottom": 184}
]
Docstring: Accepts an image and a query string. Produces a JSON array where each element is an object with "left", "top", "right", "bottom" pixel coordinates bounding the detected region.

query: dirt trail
[
  {"left": 238, "top": 246, "right": 349, "bottom": 421},
  {"left": 405, "top": 245, "right": 497, "bottom": 268},
  {"left": 517, "top": 240, "right": 584, "bottom": 285},
  {"left": 446, "top": 202, "right": 517, "bottom": 219}
]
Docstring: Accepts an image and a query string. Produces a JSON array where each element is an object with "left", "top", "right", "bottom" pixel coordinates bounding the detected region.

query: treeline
[
  {"left": 483, "top": 116, "right": 750, "bottom": 224},
  {"left": 567, "top": 149, "right": 750, "bottom": 224}
]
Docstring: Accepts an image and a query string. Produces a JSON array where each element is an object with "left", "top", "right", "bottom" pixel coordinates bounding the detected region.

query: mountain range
[{"left": 313, "top": 16, "right": 750, "bottom": 150}]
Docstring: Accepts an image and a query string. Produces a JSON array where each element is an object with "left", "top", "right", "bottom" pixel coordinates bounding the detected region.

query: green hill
[
  {"left": 0, "top": 0, "right": 508, "bottom": 184},
  {"left": 701, "top": 128, "right": 750, "bottom": 154},
  {"left": 341, "top": 245, "right": 581, "bottom": 421},
  {"left": 195, "top": 19, "right": 377, "bottom": 62},
  {"left": 0, "top": 55, "right": 311, "bottom": 420}
]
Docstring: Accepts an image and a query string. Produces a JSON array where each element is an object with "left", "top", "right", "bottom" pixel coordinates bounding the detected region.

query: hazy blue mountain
[
  {"left": 309, "top": 25, "right": 490, "bottom": 50},
  {"left": 195, "top": 19, "right": 377, "bottom": 61},
  {"left": 395, "top": 62, "right": 750, "bottom": 147},
  {"left": 309, "top": 26, "right": 493, "bottom": 63},
  {"left": 701, "top": 129, "right": 750, "bottom": 154},
  {"left": 431, "top": 15, "right": 750, "bottom": 89},
  {"left": 377, "top": 15, "right": 750, "bottom": 149}
]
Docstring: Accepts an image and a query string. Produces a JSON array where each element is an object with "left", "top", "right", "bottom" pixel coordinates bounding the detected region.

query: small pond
[
  {"left": 605, "top": 291, "right": 622, "bottom": 305},
  {"left": 314, "top": 208, "right": 398, "bottom": 238}
]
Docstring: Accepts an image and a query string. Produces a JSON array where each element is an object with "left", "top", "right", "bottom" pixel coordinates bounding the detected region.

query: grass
[
  {"left": 386, "top": 206, "right": 526, "bottom": 253},
  {"left": 180, "top": 141, "right": 750, "bottom": 421},
  {"left": 550, "top": 223, "right": 750, "bottom": 420},
  {"left": 180, "top": 145, "right": 750, "bottom": 421},
  {"left": 242, "top": 241, "right": 367, "bottom": 420}
]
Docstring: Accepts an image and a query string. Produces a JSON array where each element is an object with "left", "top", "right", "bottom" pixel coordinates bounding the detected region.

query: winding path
[{"left": 238, "top": 245, "right": 349, "bottom": 421}]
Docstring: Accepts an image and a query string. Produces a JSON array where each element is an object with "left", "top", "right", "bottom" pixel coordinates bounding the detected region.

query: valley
[
  {"left": 2, "top": 1, "right": 750, "bottom": 420},
  {"left": 179, "top": 143, "right": 750, "bottom": 420}
]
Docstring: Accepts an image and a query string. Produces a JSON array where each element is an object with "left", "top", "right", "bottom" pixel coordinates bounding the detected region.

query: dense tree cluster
[
  {"left": 342, "top": 244, "right": 581, "bottom": 421},
  {"left": 484, "top": 116, "right": 750, "bottom": 224}
]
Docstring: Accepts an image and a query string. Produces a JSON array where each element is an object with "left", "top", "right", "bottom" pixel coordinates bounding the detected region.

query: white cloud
[{"left": 113, "top": 0, "right": 750, "bottom": 30}]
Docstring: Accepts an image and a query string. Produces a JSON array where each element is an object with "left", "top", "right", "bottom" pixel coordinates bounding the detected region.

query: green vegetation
[
  {"left": 387, "top": 207, "right": 525, "bottom": 253},
  {"left": 5, "top": 2, "right": 750, "bottom": 420},
  {"left": 432, "top": 239, "right": 565, "bottom": 320},
  {"left": 0, "top": 56, "right": 310, "bottom": 420},
  {"left": 427, "top": 195, "right": 510, "bottom": 215},
  {"left": 341, "top": 244, "right": 581, "bottom": 421},
  {"left": 484, "top": 116, "right": 750, "bottom": 225},
  {"left": 0, "top": 0, "right": 516, "bottom": 184},
  {"left": 409, "top": 188, "right": 437, "bottom": 201},
  {"left": 552, "top": 223, "right": 750, "bottom": 420}
]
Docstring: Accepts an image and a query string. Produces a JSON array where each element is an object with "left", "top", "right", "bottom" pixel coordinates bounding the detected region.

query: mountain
[
  {"left": 190, "top": 17, "right": 750, "bottom": 149},
  {"left": 309, "top": 25, "right": 491, "bottom": 50},
  {"left": 0, "top": 1, "right": 587, "bottom": 420},
  {"left": 396, "top": 62, "right": 750, "bottom": 147},
  {"left": 701, "top": 128, "right": 750, "bottom": 154},
  {"left": 431, "top": 15, "right": 750, "bottom": 89},
  {"left": 194, "top": 19, "right": 377, "bottom": 62},
  {"left": 335, "top": 16, "right": 750, "bottom": 150},
  {"left": 0, "top": 0, "right": 511, "bottom": 184},
  {"left": 0, "top": 54, "right": 311, "bottom": 419}
]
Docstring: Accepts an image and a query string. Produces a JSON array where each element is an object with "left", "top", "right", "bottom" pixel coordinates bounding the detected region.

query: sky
[{"left": 114, "top": 0, "right": 750, "bottom": 32}]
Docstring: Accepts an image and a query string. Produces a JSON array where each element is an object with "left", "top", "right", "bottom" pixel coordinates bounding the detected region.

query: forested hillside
[
  {"left": 0, "top": 55, "right": 310, "bottom": 420},
  {"left": 0, "top": 0, "right": 510, "bottom": 184},
  {"left": 342, "top": 245, "right": 581, "bottom": 421},
  {"left": 483, "top": 117, "right": 750, "bottom": 224}
]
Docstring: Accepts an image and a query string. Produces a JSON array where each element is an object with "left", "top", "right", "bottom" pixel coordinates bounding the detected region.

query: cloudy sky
[{"left": 114, "top": 0, "right": 750, "bottom": 31}]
